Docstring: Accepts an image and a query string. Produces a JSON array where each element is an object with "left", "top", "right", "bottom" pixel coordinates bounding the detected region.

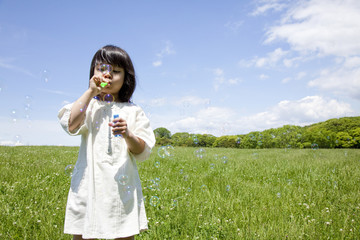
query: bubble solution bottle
[{"left": 113, "top": 114, "right": 122, "bottom": 137}]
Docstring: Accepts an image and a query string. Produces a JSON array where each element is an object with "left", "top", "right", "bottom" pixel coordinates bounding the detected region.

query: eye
[{"left": 112, "top": 69, "right": 122, "bottom": 74}]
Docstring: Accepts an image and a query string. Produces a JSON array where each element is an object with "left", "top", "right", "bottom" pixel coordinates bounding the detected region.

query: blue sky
[{"left": 0, "top": 0, "right": 359, "bottom": 146}]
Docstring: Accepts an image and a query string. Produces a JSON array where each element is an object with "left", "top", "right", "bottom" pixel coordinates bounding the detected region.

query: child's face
[{"left": 94, "top": 63, "right": 125, "bottom": 100}]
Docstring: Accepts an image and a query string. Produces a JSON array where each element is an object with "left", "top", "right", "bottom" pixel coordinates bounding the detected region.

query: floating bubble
[
  {"left": 25, "top": 95, "right": 32, "bottom": 108},
  {"left": 179, "top": 169, "right": 184, "bottom": 174},
  {"left": 149, "top": 196, "right": 160, "bottom": 207},
  {"left": 41, "top": 69, "right": 50, "bottom": 83},
  {"left": 209, "top": 163, "right": 215, "bottom": 170},
  {"left": 172, "top": 199, "right": 178, "bottom": 207},
  {"left": 157, "top": 145, "right": 174, "bottom": 158},
  {"left": 222, "top": 156, "right": 228, "bottom": 164},
  {"left": 154, "top": 161, "right": 160, "bottom": 168},
  {"left": 194, "top": 148, "right": 206, "bottom": 159},
  {"left": 187, "top": 187, "right": 192, "bottom": 192},
  {"left": 193, "top": 135, "right": 199, "bottom": 145},
  {"left": 94, "top": 121, "right": 100, "bottom": 130},
  {"left": 311, "top": 143, "right": 319, "bottom": 150},
  {"left": 124, "top": 185, "right": 133, "bottom": 195},
  {"left": 226, "top": 185, "right": 231, "bottom": 192},
  {"left": 98, "top": 63, "right": 113, "bottom": 75},
  {"left": 200, "top": 184, "right": 208, "bottom": 192},
  {"left": 65, "top": 164, "right": 75, "bottom": 177},
  {"left": 10, "top": 109, "right": 18, "bottom": 124},
  {"left": 116, "top": 174, "right": 130, "bottom": 185},
  {"left": 147, "top": 179, "right": 158, "bottom": 190},
  {"left": 103, "top": 94, "right": 114, "bottom": 104},
  {"left": 13, "top": 135, "right": 22, "bottom": 146},
  {"left": 78, "top": 101, "right": 86, "bottom": 112},
  {"left": 277, "top": 192, "right": 281, "bottom": 198},
  {"left": 236, "top": 137, "right": 241, "bottom": 144}
]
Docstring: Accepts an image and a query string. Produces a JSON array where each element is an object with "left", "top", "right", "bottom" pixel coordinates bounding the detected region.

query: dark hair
[{"left": 90, "top": 45, "right": 136, "bottom": 102}]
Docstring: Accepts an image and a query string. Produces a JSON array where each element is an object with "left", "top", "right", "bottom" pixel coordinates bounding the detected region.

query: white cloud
[
  {"left": 150, "top": 98, "right": 167, "bottom": 107},
  {"left": 308, "top": 64, "right": 360, "bottom": 99},
  {"left": 174, "top": 96, "right": 211, "bottom": 107},
  {"left": 259, "top": 74, "right": 269, "bottom": 80},
  {"left": 224, "top": 20, "right": 244, "bottom": 33},
  {"left": 251, "top": 0, "right": 288, "bottom": 16},
  {"left": 0, "top": 117, "right": 80, "bottom": 146},
  {"left": 212, "top": 68, "right": 240, "bottom": 91},
  {"left": 152, "top": 60, "right": 162, "bottom": 67},
  {"left": 265, "top": 0, "right": 360, "bottom": 57},
  {"left": 240, "top": 48, "right": 289, "bottom": 68},
  {"left": 158, "top": 95, "right": 355, "bottom": 136},
  {"left": 152, "top": 41, "right": 175, "bottom": 67}
]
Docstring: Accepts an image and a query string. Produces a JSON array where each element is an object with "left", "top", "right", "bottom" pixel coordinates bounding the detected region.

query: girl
[{"left": 58, "top": 45, "right": 155, "bottom": 240}]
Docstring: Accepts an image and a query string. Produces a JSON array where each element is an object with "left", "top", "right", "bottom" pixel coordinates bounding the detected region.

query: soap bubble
[
  {"left": 226, "top": 185, "right": 231, "bottom": 192},
  {"left": 154, "top": 161, "right": 160, "bottom": 168},
  {"left": 121, "top": 185, "right": 134, "bottom": 195},
  {"left": 236, "top": 137, "right": 241, "bottom": 144},
  {"left": 98, "top": 63, "right": 113, "bottom": 75},
  {"left": 192, "top": 135, "right": 199, "bottom": 145},
  {"left": 311, "top": 143, "right": 319, "bottom": 150},
  {"left": 10, "top": 109, "right": 18, "bottom": 124},
  {"left": 209, "top": 163, "right": 215, "bottom": 170},
  {"left": 147, "top": 179, "right": 159, "bottom": 190},
  {"left": 94, "top": 121, "right": 100, "bottom": 130},
  {"left": 78, "top": 101, "right": 86, "bottom": 112},
  {"left": 65, "top": 164, "right": 75, "bottom": 177},
  {"left": 172, "top": 199, "right": 178, "bottom": 207},
  {"left": 149, "top": 196, "right": 160, "bottom": 207},
  {"left": 25, "top": 95, "right": 32, "bottom": 108},
  {"left": 116, "top": 174, "right": 129, "bottom": 185},
  {"left": 277, "top": 192, "right": 281, "bottom": 198},
  {"left": 222, "top": 156, "right": 228, "bottom": 164},
  {"left": 194, "top": 148, "right": 206, "bottom": 159},
  {"left": 103, "top": 94, "right": 114, "bottom": 104},
  {"left": 41, "top": 69, "right": 50, "bottom": 83},
  {"left": 200, "top": 184, "right": 208, "bottom": 192},
  {"left": 13, "top": 135, "right": 22, "bottom": 146},
  {"left": 157, "top": 145, "right": 174, "bottom": 158}
]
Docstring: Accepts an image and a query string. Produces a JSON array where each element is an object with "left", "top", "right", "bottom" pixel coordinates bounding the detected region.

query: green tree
[{"left": 154, "top": 127, "right": 171, "bottom": 139}]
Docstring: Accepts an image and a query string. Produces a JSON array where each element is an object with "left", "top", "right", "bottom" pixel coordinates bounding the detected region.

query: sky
[{"left": 0, "top": 0, "right": 359, "bottom": 146}]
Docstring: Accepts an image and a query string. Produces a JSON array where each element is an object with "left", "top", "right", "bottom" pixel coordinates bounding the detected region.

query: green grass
[{"left": 0, "top": 146, "right": 359, "bottom": 239}]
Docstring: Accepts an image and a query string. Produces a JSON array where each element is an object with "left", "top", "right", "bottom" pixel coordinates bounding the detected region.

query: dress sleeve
[
  {"left": 58, "top": 103, "right": 88, "bottom": 136},
  {"left": 129, "top": 106, "right": 156, "bottom": 162}
]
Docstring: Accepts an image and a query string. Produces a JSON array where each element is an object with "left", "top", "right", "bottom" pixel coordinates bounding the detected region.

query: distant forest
[{"left": 154, "top": 116, "right": 360, "bottom": 149}]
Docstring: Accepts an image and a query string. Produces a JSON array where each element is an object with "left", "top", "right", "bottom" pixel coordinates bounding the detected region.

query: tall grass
[{"left": 0, "top": 146, "right": 359, "bottom": 239}]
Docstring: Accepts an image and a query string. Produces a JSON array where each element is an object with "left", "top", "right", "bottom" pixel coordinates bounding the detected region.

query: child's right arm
[{"left": 68, "top": 75, "right": 103, "bottom": 133}]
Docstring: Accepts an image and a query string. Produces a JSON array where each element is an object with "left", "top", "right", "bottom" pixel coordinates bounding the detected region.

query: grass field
[{"left": 0, "top": 146, "right": 359, "bottom": 239}]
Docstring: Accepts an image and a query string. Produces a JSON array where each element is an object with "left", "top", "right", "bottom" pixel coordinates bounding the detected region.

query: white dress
[{"left": 58, "top": 98, "right": 155, "bottom": 239}]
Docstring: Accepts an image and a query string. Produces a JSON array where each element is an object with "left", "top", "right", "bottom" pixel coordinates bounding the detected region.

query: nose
[{"left": 103, "top": 71, "right": 112, "bottom": 79}]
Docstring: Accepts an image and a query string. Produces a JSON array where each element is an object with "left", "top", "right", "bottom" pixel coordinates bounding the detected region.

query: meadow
[{"left": 0, "top": 146, "right": 359, "bottom": 239}]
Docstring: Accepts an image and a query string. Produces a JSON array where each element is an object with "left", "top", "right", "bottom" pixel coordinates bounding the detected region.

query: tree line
[{"left": 154, "top": 116, "right": 360, "bottom": 149}]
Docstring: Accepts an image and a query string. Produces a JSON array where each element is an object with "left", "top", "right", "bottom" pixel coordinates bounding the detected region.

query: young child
[{"left": 58, "top": 45, "right": 155, "bottom": 240}]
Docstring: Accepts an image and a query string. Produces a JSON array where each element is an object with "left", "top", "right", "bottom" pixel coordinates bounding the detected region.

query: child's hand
[
  {"left": 109, "top": 117, "right": 129, "bottom": 138},
  {"left": 89, "top": 75, "right": 110, "bottom": 95}
]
